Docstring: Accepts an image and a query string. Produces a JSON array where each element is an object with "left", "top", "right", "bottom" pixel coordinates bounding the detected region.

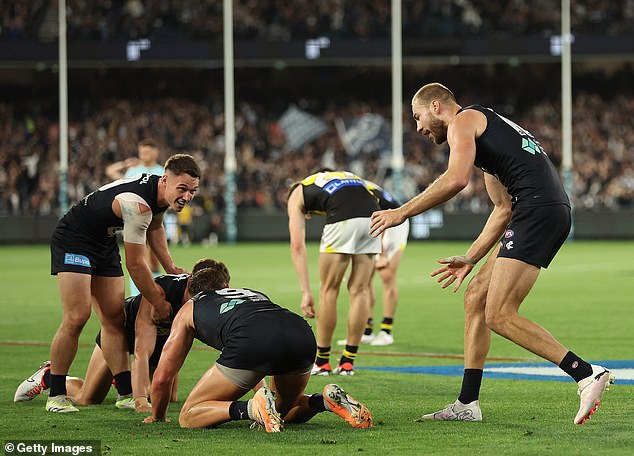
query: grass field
[{"left": 1, "top": 241, "right": 633, "bottom": 455}]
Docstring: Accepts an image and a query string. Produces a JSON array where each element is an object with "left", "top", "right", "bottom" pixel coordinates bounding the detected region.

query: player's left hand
[
  {"left": 143, "top": 416, "right": 171, "bottom": 424},
  {"left": 369, "top": 209, "right": 405, "bottom": 238},
  {"left": 170, "top": 266, "right": 189, "bottom": 275},
  {"left": 430, "top": 255, "right": 476, "bottom": 292},
  {"left": 135, "top": 397, "right": 152, "bottom": 414}
]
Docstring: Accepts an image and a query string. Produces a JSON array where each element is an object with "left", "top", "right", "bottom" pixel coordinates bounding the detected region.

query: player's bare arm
[
  {"left": 113, "top": 195, "right": 171, "bottom": 320},
  {"left": 466, "top": 173, "right": 513, "bottom": 261},
  {"left": 432, "top": 172, "right": 512, "bottom": 292},
  {"left": 145, "top": 301, "right": 195, "bottom": 423},
  {"left": 287, "top": 185, "right": 315, "bottom": 318},
  {"left": 146, "top": 215, "right": 186, "bottom": 274},
  {"left": 133, "top": 297, "right": 158, "bottom": 413},
  {"left": 370, "top": 111, "right": 479, "bottom": 238}
]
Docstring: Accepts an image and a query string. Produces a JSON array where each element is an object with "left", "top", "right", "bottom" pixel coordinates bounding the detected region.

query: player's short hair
[
  {"left": 164, "top": 154, "right": 201, "bottom": 179},
  {"left": 192, "top": 258, "right": 230, "bottom": 280},
  {"left": 138, "top": 138, "right": 159, "bottom": 149},
  {"left": 188, "top": 260, "right": 230, "bottom": 295},
  {"left": 412, "top": 83, "right": 456, "bottom": 107}
]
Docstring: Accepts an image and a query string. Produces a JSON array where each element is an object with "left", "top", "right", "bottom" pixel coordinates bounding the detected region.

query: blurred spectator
[
  {"left": 4, "top": 0, "right": 634, "bottom": 43},
  {"left": 0, "top": 68, "right": 632, "bottom": 220}
]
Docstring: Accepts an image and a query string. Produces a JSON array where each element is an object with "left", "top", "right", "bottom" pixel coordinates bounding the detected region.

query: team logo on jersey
[
  {"left": 64, "top": 253, "right": 91, "bottom": 267},
  {"left": 220, "top": 299, "right": 246, "bottom": 314},
  {"left": 504, "top": 229, "right": 514, "bottom": 239}
]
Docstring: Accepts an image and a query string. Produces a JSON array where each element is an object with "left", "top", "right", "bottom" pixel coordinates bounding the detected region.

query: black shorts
[
  {"left": 95, "top": 331, "right": 167, "bottom": 368},
  {"left": 50, "top": 224, "right": 123, "bottom": 276},
  {"left": 217, "top": 310, "right": 316, "bottom": 375},
  {"left": 498, "top": 204, "right": 571, "bottom": 268}
]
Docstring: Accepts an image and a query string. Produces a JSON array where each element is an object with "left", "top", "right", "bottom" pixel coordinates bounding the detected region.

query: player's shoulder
[
  {"left": 455, "top": 105, "right": 488, "bottom": 121},
  {"left": 451, "top": 105, "right": 488, "bottom": 137}
]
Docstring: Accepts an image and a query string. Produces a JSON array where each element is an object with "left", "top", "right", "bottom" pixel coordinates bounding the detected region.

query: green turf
[{"left": 1, "top": 241, "right": 633, "bottom": 455}]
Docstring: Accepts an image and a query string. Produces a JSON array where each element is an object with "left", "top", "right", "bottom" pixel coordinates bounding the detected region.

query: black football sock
[
  {"left": 380, "top": 317, "right": 394, "bottom": 335},
  {"left": 339, "top": 345, "right": 358, "bottom": 366},
  {"left": 42, "top": 369, "right": 52, "bottom": 389},
  {"left": 113, "top": 371, "right": 133, "bottom": 396},
  {"left": 315, "top": 346, "right": 331, "bottom": 367},
  {"left": 364, "top": 318, "right": 374, "bottom": 336},
  {"left": 229, "top": 401, "right": 250, "bottom": 420},
  {"left": 559, "top": 351, "right": 593, "bottom": 382},
  {"left": 458, "top": 369, "right": 483, "bottom": 404},
  {"left": 49, "top": 374, "right": 67, "bottom": 397},
  {"left": 308, "top": 394, "right": 326, "bottom": 413}
]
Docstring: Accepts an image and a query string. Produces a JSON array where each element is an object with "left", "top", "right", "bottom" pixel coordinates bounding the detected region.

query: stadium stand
[
  {"left": 0, "top": 67, "right": 632, "bottom": 218},
  {"left": 3, "top": 0, "right": 633, "bottom": 42}
]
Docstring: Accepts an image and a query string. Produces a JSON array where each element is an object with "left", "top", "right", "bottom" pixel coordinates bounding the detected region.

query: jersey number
[{"left": 216, "top": 288, "right": 262, "bottom": 314}]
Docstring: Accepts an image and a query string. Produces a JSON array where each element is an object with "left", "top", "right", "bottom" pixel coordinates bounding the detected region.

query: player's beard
[{"left": 429, "top": 117, "right": 448, "bottom": 144}]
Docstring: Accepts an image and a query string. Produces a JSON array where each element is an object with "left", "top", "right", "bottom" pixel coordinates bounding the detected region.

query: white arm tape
[{"left": 115, "top": 192, "right": 153, "bottom": 244}]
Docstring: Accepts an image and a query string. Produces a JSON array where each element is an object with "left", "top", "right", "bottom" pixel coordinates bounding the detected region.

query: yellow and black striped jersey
[{"left": 300, "top": 171, "right": 380, "bottom": 223}]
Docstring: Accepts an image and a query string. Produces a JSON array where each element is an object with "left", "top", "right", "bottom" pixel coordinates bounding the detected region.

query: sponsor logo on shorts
[
  {"left": 505, "top": 241, "right": 514, "bottom": 250},
  {"left": 64, "top": 253, "right": 91, "bottom": 267},
  {"left": 504, "top": 229, "right": 514, "bottom": 238},
  {"left": 323, "top": 178, "right": 365, "bottom": 195}
]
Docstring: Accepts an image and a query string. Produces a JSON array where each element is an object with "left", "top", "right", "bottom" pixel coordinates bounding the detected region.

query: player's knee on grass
[{"left": 178, "top": 406, "right": 193, "bottom": 428}]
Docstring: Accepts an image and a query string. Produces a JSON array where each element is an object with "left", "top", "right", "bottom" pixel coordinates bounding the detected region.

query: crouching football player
[{"left": 144, "top": 261, "right": 373, "bottom": 431}]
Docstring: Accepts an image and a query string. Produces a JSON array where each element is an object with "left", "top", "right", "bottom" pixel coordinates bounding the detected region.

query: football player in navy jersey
[
  {"left": 44, "top": 154, "right": 200, "bottom": 413},
  {"left": 370, "top": 83, "right": 613, "bottom": 424},
  {"left": 15, "top": 258, "right": 218, "bottom": 413},
  {"left": 105, "top": 138, "right": 166, "bottom": 296},
  {"left": 144, "top": 261, "right": 373, "bottom": 432}
]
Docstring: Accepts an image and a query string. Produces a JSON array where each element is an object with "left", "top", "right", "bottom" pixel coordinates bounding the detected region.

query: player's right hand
[{"left": 369, "top": 208, "right": 405, "bottom": 238}]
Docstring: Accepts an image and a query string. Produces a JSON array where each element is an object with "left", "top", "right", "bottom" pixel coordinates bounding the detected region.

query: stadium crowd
[
  {"left": 3, "top": 0, "right": 634, "bottom": 42},
  {"left": 1, "top": 74, "right": 632, "bottom": 220}
]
